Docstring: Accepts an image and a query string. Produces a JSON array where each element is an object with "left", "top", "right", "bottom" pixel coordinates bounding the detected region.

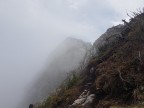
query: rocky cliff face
[
  {"left": 94, "top": 25, "right": 123, "bottom": 47},
  {"left": 92, "top": 24, "right": 125, "bottom": 56},
  {"left": 19, "top": 37, "right": 92, "bottom": 108}
]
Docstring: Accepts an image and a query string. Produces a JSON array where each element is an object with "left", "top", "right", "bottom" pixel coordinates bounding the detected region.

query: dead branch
[
  {"left": 117, "top": 70, "right": 126, "bottom": 82},
  {"left": 138, "top": 51, "right": 142, "bottom": 62},
  {"left": 127, "top": 13, "right": 133, "bottom": 19}
]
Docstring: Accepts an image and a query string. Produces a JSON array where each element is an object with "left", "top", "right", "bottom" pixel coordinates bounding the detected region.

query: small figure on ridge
[{"left": 29, "top": 104, "right": 33, "bottom": 108}]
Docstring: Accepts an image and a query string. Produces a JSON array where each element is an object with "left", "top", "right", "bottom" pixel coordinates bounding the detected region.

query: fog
[
  {"left": 0, "top": 0, "right": 143, "bottom": 108},
  {"left": 18, "top": 37, "right": 92, "bottom": 108}
]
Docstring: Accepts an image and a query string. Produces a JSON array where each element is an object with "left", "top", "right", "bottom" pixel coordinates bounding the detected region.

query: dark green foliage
[
  {"left": 66, "top": 73, "right": 79, "bottom": 89},
  {"left": 36, "top": 73, "right": 80, "bottom": 108},
  {"left": 98, "top": 44, "right": 109, "bottom": 55}
]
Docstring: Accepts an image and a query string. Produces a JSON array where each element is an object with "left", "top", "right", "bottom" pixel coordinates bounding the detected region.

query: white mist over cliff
[{"left": 18, "top": 37, "right": 92, "bottom": 108}]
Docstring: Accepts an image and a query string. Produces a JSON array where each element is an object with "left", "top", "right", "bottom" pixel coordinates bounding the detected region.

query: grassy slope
[{"left": 36, "top": 12, "right": 144, "bottom": 108}]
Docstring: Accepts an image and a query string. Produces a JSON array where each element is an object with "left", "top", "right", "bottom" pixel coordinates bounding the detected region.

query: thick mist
[{"left": 18, "top": 38, "right": 92, "bottom": 108}]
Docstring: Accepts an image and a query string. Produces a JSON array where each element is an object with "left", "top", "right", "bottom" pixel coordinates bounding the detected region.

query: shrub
[{"left": 67, "top": 73, "right": 79, "bottom": 89}]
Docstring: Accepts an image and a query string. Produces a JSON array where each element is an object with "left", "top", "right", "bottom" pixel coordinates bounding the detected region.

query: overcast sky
[{"left": 0, "top": 0, "right": 144, "bottom": 108}]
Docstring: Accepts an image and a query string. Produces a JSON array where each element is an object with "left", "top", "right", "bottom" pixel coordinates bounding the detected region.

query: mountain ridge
[{"left": 26, "top": 10, "right": 144, "bottom": 108}]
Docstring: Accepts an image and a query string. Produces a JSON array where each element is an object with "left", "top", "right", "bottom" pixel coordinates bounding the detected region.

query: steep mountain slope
[
  {"left": 34, "top": 11, "right": 144, "bottom": 108},
  {"left": 19, "top": 37, "right": 92, "bottom": 108}
]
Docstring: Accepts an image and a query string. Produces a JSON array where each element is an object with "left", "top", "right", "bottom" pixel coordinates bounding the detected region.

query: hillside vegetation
[{"left": 35, "top": 10, "right": 144, "bottom": 108}]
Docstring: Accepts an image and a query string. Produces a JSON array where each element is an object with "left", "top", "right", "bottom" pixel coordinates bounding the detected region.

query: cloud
[
  {"left": 103, "top": 0, "right": 144, "bottom": 25},
  {"left": 106, "top": 0, "right": 144, "bottom": 17},
  {"left": 0, "top": 1, "right": 97, "bottom": 107},
  {"left": 66, "top": 0, "right": 88, "bottom": 9}
]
